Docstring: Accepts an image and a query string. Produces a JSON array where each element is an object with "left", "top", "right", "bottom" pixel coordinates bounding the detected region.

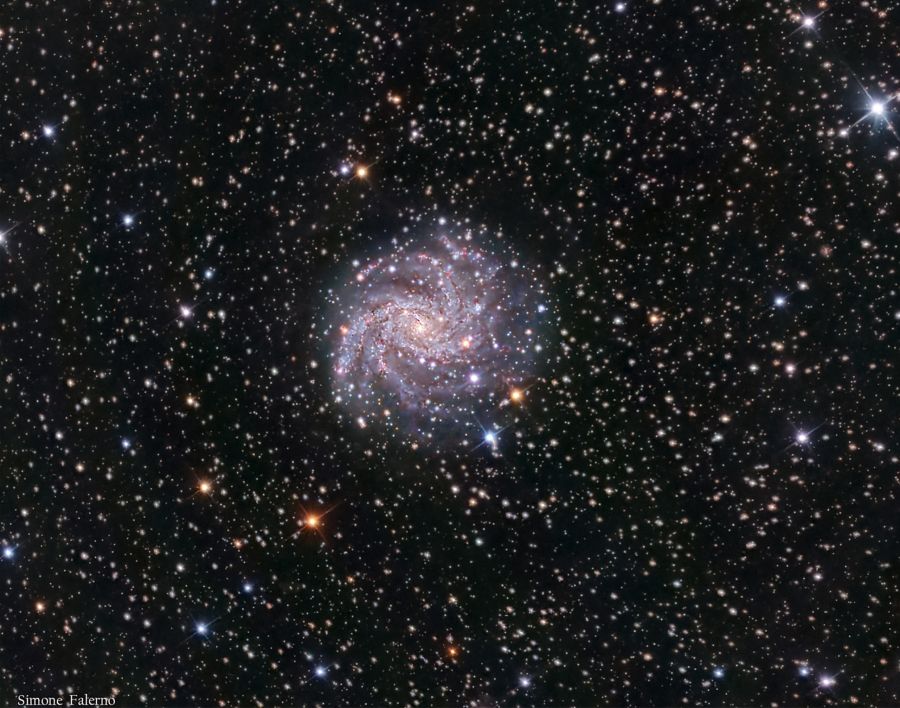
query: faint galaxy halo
[{"left": 322, "top": 226, "right": 553, "bottom": 446}]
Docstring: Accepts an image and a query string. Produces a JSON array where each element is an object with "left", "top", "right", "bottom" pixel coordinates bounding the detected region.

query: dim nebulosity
[
  {"left": 329, "top": 233, "right": 548, "bottom": 442},
  {"left": 0, "top": 1, "right": 898, "bottom": 707}
]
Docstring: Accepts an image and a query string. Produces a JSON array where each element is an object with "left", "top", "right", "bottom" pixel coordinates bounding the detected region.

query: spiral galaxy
[{"left": 328, "top": 235, "right": 548, "bottom": 441}]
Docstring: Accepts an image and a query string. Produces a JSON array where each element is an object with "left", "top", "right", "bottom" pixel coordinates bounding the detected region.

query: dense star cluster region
[
  {"left": 0, "top": 0, "right": 898, "bottom": 707},
  {"left": 327, "top": 232, "right": 550, "bottom": 444}
]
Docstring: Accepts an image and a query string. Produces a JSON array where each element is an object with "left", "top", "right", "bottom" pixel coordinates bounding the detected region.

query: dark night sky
[{"left": 0, "top": 1, "right": 898, "bottom": 706}]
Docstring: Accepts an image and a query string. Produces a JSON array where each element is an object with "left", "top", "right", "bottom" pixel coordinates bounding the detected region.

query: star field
[{"left": 0, "top": 1, "right": 898, "bottom": 706}]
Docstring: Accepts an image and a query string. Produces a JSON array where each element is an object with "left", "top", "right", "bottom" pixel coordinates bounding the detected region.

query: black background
[{"left": 0, "top": 1, "right": 898, "bottom": 706}]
